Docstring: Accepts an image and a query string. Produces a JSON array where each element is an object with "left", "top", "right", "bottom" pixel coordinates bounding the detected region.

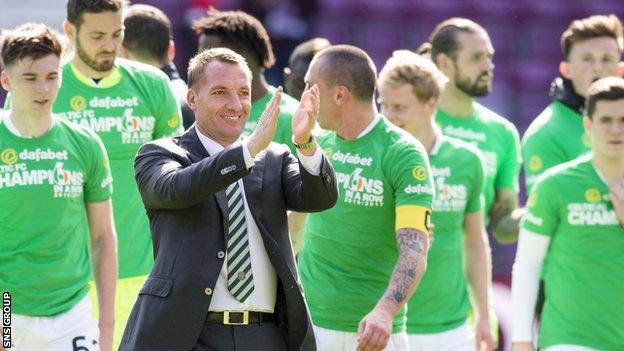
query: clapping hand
[
  {"left": 292, "top": 84, "right": 319, "bottom": 155},
  {"left": 247, "top": 87, "right": 282, "bottom": 157}
]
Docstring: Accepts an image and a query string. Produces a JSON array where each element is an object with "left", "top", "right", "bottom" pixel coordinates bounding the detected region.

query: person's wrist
[
  {"left": 292, "top": 135, "right": 314, "bottom": 149},
  {"left": 298, "top": 143, "right": 317, "bottom": 157},
  {"left": 293, "top": 132, "right": 312, "bottom": 144},
  {"left": 246, "top": 140, "right": 260, "bottom": 157},
  {"left": 374, "top": 300, "right": 399, "bottom": 318}
]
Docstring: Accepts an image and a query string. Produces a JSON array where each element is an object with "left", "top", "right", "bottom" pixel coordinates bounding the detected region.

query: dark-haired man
[
  {"left": 523, "top": 14, "right": 624, "bottom": 193},
  {"left": 428, "top": 18, "right": 522, "bottom": 244},
  {"left": 121, "top": 4, "right": 195, "bottom": 130},
  {"left": 283, "top": 37, "right": 331, "bottom": 100},
  {"left": 512, "top": 77, "right": 624, "bottom": 351},
  {"left": 194, "top": 9, "right": 299, "bottom": 152},
  {"left": 0, "top": 23, "right": 116, "bottom": 351},
  {"left": 57, "top": 0, "right": 182, "bottom": 347}
]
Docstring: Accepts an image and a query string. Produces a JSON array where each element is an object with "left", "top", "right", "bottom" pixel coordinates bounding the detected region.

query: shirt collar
[
  {"left": 357, "top": 114, "right": 381, "bottom": 138},
  {"left": 195, "top": 126, "right": 244, "bottom": 155},
  {"left": 2, "top": 111, "right": 55, "bottom": 138},
  {"left": 429, "top": 128, "right": 444, "bottom": 156},
  {"left": 69, "top": 61, "right": 122, "bottom": 89}
]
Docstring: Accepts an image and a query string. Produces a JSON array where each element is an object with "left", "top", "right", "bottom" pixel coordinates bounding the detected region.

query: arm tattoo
[{"left": 386, "top": 228, "right": 428, "bottom": 305}]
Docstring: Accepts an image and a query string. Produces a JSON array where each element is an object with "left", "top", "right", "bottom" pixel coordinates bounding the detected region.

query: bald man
[{"left": 296, "top": 45, "right": 434, "bottom": 351}]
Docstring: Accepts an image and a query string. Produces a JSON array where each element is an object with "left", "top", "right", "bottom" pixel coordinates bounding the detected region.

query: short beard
[
  {"left": 76, "top": 37, "right": 115, "bottom": 72},
  {"left": 455, "top": 72, "right": 491, "bottom": 97}
]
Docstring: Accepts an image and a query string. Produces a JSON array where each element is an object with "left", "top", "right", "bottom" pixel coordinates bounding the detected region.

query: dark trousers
[{"left": 192, "top": 321, "right": 288, "bottom": 351}]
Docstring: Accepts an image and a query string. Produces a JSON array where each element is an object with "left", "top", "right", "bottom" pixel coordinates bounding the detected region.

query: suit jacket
[{"left": 119, "top": 127, "right": 338, "bottom": 351}]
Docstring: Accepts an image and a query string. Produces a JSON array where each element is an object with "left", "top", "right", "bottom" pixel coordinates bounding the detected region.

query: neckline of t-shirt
[
  {"left": 428, "top": 130, "right": 445, "bottom": 156},
  {"left": 437, "top": 106, "right": 478, "bottom": 121},
  {"left": 553, "top": 100, "right": 583, "bottom": 119},
  {"left": 334, "top": 114, "right": 383, "bottom": 146},
  {"left": 67, "top": 62, "right": 122, "bottom": 89},
  {"left": 0, "top": 111, "right": 57, "bottom": 140},
  {"left": 590, "top": 157, "right": 615, "bottom": 188}
]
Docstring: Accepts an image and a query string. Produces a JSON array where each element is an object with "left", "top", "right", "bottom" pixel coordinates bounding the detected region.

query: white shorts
[
  {"left": 10, "top": 295, "right": 99, "bottom": 351},
  {"left": 543, "top": 345, "right": 599, "bottom": 351},
  {"left": 408, "top": 321, "right": 475, "bottom": 351},
  {"left": 313, "top": 324, "right": 408, "bottom": 351}
]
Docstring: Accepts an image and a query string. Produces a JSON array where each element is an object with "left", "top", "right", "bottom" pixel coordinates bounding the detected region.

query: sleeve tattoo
[{"left": 386, "top": 228, "right": 429, "bottom": 305}]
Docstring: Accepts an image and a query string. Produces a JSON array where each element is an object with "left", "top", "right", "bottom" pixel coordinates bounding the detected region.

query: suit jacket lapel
[{"left": 180, "top": 126, "right": 229, "bottom": 231}]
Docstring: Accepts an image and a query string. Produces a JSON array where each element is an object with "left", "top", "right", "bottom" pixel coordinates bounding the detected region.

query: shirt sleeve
[
  {"left": 153, "top": 77, "right": 183, "bottom": 139},
  {"left": 520, "top": 176, "right": 559, "bottom": 236},
  {"left": 387, "top": 140, "right": 434, "bottom": 233},
  {"left": 465, "top": 148, "right": 486, "bottom": 213},
  {"left": 83, "top": 130, "right": 113, "bottom": 202},
  {"left": 297, "top": 146, "right": 322, "bottom": 176},
  {"left": 495, "top": 124, "right": 522, "bottom": 192},
  {"left": 511, "top": 228, "right": 551, "bottom": 342},
  {"left": 522, "top": 131, "right": 565, "bottom": 194}
]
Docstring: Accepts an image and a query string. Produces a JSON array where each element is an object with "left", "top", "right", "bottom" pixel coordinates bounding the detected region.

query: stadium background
[{"left": 1, "top": 1, "right": 623, "bottom": 348}]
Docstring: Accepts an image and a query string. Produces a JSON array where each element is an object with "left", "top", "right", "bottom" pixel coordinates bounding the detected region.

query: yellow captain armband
[{"left": 396, "top": 205, "right": 432, "bottom": 235}]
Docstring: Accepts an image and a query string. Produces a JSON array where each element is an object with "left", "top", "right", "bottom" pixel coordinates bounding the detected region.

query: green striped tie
[{"left": 225, "top": 181, "right": 255, "bottom": 302}]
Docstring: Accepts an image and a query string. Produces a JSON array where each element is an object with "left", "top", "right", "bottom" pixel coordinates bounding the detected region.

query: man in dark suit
[{"left": 120, "top": 47, "right": 337, "bottom": 351}]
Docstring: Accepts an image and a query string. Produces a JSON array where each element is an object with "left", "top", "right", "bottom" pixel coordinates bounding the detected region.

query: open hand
[
  {"left": 292, "top": 84, "right": 319, "bottom": 145},
  {"left": 247, "top": 87, "right": 282, "bottom": 157}
]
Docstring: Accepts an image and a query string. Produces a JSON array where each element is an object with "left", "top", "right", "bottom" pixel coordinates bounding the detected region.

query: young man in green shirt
[
  {"left": 0, "top": 23, "right": 116, "bottom": 351},
  {"left": 193, "top": 9, "right": 299, "bottom": 153},
  {"left": 523, "top": 14, "right": 624, "bottom": 193},
  {"left": 512, "top": 77, "right": 624, "bottom": 351},
  {"left": 428, "top": 18, "right": 522, "bottom": 244},
  {"left": 378, "top": 50, "right": 493, "bottom": 351},
  {"left": 297, "top": 45, "right": 433, "bottom": 351},
  {"left": 57, "top": 0, "right": 182, "bottom": 347}
]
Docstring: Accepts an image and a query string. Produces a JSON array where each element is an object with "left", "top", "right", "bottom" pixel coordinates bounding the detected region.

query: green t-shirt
[
  {"left": 436, "top": 104, "right": 521, "bottom": 223},
  {"left": 246, "top": 86, "right": 298, "bottom": 153},
  {"left": 521, "top": 154, "right": 624, "bottom": 351},
  {"left": 52, "top": 59, "right": 182, "bottom": 278},
  {"left": 522, "top": 101, "right": 590, "bottom": 193},
  {"left": 0, "top": 115, "right": 112, "bottom": 316},
  {"left": 298, "top": 116, "right": 434, "bottom": 333},
  {"left": 407, "top": 135, "right": 485, "bottom": 334}
]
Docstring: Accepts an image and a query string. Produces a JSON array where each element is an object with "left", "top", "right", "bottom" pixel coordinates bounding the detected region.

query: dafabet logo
[
  {"left": 1, "top": 149, "right": 17, "bottom": 165},
  {"left": 70, "top": 96, "right": 87, "bottom": 111},
  {"left": 412, "top": 165, "right": 427, "bottom": 181},
  {"left": 585, "top": 188, "right": 601, "bottom": 203}
]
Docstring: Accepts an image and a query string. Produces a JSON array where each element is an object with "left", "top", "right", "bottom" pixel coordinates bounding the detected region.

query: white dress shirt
[{"left": 195, "top": 128, "right": 322, "bottom": 312}]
